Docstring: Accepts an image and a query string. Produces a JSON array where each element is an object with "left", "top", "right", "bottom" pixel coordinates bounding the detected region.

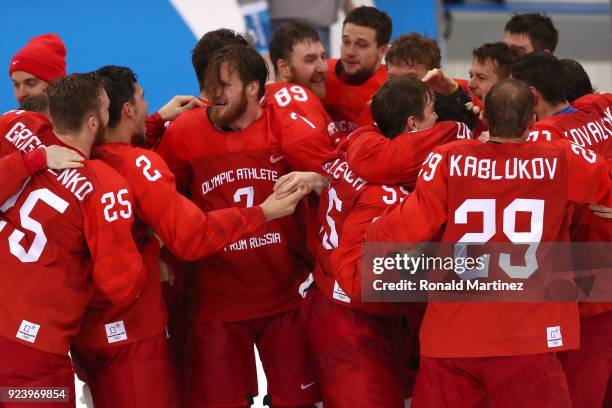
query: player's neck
[
  {"left": 536, "top": 101, "right": 570, "bottom": 121},
  {"left": 228, "top": 103, "right": 262, "bottom": 131},
  {"left": 488, "top": 132, "right": 528, "bottom": 144},
  {"left": 53, "top": 131, "right": 91, "bottom": 158},
  {"left": 103, "top": 123, "right": 132, "bottom": 144}
]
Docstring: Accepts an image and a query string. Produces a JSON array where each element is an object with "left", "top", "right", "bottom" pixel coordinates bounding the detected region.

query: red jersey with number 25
[
  {"left": 0, "top": 111, "right": 144, "bottom": 355},
  {"left": 73, "top": 144, "right": 267, "bottom": 348},
  {"left": 368, "top": 139, "right": 612, "bottom": 358}
]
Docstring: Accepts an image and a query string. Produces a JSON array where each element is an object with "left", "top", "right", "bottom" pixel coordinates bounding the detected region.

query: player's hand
[
  {"left": 422, "top": 68, "right": 458, "bottom": 95},
  {"left": 45, "top": 145, "right": 84, "bottom": 169},
  {"left": 274, "top": 171, "right": 329, "bottom": 199},
  {"left": 589, "top": 204, "right": 612, "bottom": 219},
  {"left": 158, "top": 95, "right": 204, "bottom": 121},
  {"left": 465, "top": 101, "right": 481, "bottom": 116},
  {"left": 260, "top": 183, "right": 311, "bottom": 221},
  {"left": 159, "top": 258, "right": 175, "bottom": 285}
]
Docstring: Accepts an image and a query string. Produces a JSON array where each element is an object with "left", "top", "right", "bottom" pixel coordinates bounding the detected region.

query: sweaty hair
[
  {"left": 269, "top": 21, "right": 321, "bottom": 76},
  {"left": 343, "top": 6, "right": 392, "bottom": 46},
  {"left": 512, "top": 52, "right": 566, "bottom": 105},
  {"left": 47, "top": 72, "right": 105, "bottom": 134},
  {"left": 371, "top": 76, "right": 432, "bottom": 138},
  {"left": 386, "top": 33, "right": 441, "bottom": 70},
  {"left": 205, "top": 44, "right": 268, "bottom": 100},
  {"left": 472, "top": 42, "right": 520, "bottom": 79},
  {"left": 192, "top": 29, "right": 249, "bottom": 91},
  {"left": 485, "top": 79, "right": 535, "bottom": 139},
  {"left": 504, "top": 13, "right": 559, "bottom": 53},
  {"left": 96, "top": 65, "right": 137, "bottom": 128},
  {"left": 559, "top": 58, "right": 594, "bottom": 102}
]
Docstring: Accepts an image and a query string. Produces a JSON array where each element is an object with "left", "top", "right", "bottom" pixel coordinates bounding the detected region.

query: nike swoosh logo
[
  {"left": 270, "top": 155, "right": 285, "bottom": 164},
  {"left": 300, "top": 381, "right": 316, "bottom": 390},
  {"left": 11, "top": 61, "right": 18, "bottom": 65}
]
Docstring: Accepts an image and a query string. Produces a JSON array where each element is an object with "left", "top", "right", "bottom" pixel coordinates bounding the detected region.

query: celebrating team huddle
[{"left": 0, "top": 5, "right": 611, "bottom": 408}]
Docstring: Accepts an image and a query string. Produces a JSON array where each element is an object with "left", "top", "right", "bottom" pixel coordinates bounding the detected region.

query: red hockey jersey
[
  {"left": 74, "top": 144, "right": 268, "bottom": 347},
  {"left": 157, "top": 105, "right": 322, "bottom": 323},
  {"left": 322, "top": 59, "right": 387, "bottom": 136},
  {"left": 346, "top": 121, "right": 472, "bottom": 188},
  {"left": 368, "top": 139, "right": 612, "bottom": 357},
  {"left": 0, "top": 111, "right": 144, "bottom": 354}
]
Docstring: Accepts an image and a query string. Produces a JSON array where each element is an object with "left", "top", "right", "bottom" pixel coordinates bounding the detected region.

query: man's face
[
  {"left": 387, "top": 62, "right": 429, "bottom": 80},
  {"left": 503, "top": 32, "right": 534, "bottom": 55},
  {"left": 414, "top": 93, "right": 437, "bottom": 131},
  {"left": 210, "top": 62, "right": 249, "bottom": 128},
  {"left": 131, "top": 83, "right": 149, "bottom": 143},
  {"left": 341, "top": 23, "right": 386, "bottom": 81},
  {"left": 287, "top": 39, "right": 327, "bottom": 99},
  {"left": 94, "top": 90, "right": 110, "bottom": 145},
  {"left": 11, "top": 71, "right": 49, "bottom": 105},
  {"left": 468, "top": 57, "right": 500, "bottom": 100}
]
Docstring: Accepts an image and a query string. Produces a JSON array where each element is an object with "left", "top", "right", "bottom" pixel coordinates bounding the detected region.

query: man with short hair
[
  {"left": 284, "top": 76, "right": 471, "bottom": 407},
  {"left": 503, "top": 13, "right": 559, "bottom": 54},
  {"left": 513, "top": 52, "right": 612, "bottom": 408},
  {"left": 323, "top": 6, "right": 391, "bottom": 134},
  {"left": 385, "top": 33, "right": 441, "bottom": 80},
  {"left": 368, "top": 78, "right": 612, "bottom": 408},
  {"left": 9, "top": 33, "right": 67, "bottom": 105},
  {"left": 269, "top": 21, "right": 327, "bottom": 100},
  {"left": 0, "top": 73, "right": 144, "bottom": 408},
  {"left": 468, "top": 42, "right": 520, "bottom": 101},
  {"left": 157, "top": 44, "right": 334, "bottom": 407},
  {"left": 267, "top": 21, "right": 342, "bottom": 145}
]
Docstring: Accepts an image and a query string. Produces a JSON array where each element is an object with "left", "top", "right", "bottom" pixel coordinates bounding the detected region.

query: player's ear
[
  {"left": 405, "top": 116, "right": 417, "bottom": 132},
  {"left": 122, "top": 102, "right": 134, "bottom": 120},
  {"left": 86, "top": 114, "right": 98, "bottom": 133},
  {"left": 277, "top": 59, "right": 291, "bottom": 80},
  {"left": 247, "top": 81, "right": 259, "bottom": 97},
  {"left": 378, "top": 43, "right": 389, "bottom": 59}
]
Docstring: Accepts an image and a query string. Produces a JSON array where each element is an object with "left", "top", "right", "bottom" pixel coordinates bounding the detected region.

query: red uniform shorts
[
  {"left": 72, "top": 333, "right": 177, "bottom": 408},
  {"left": 303, "top": 287, "right": 419, "bottom": 408},
  {"left": 558, "top": 310, "right": 612, "bottom": 408},
  {"left": 412, "top": 353, "right": 571, "bottom": 408},
  {"left": 185, "top": 307, "right": 319, "bottom": 407},
  {"left": 0, "top": 335, "right": 75, "bottom": 408}
]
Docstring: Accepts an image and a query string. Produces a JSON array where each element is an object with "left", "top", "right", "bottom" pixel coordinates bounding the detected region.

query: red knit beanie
[{"left": 9, "top": 33, "right": 67, "bottom": 83}]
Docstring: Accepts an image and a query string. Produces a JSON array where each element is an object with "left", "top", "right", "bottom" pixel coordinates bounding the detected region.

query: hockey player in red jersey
[
  {"left": 288, "top": 76, "right": 470, "bottom": 407},
  {"left": 0, "top": 73, "right": 145, "bottom": 408},
  {"left": 157, "top": 44, "right": 333, "bottom": 407},
  {"left": 514, "top": 54, "right": 612, "bottom": 408},
  {"left": 66, "top": 66, "right": 309, "bottom": 408},
  {"left": 268, "top": 20, "right": 344, "bottom": 146},
  {"left": 322, "top": 6, "right": 390, "bottom": 135},
  {"left": 368, "top": 79, "right": 612, "bottom": 408}
]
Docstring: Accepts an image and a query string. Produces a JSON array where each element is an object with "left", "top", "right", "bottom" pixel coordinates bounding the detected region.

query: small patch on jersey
[
  {"left": 547, "top": 326, "right": 563, "bottom": 348},
  {"left": 105, "top": 320, "right": 128, "bottom": 343},
  {"left": 17, "top": 320, "right": 40, "bottom": 343},
  {"left": 333, "top": 281, "right": 351, "bottom": 303}
]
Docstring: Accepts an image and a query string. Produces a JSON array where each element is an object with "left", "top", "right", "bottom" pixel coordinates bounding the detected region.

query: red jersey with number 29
[{"left": 368, "top": 139, "right": 612, "bottom": 358}]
